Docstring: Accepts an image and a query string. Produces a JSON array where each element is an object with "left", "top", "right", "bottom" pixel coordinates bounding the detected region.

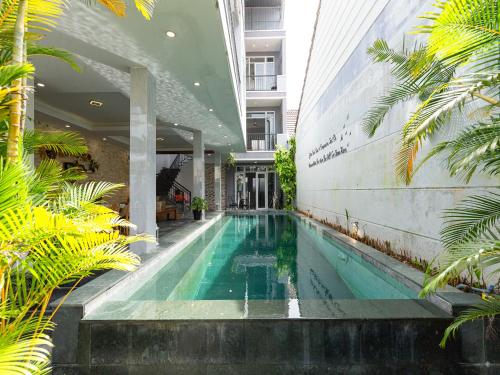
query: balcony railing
[
  {"left": 246, "top": 75, "right": 277, "bottom": 91},
  {"left": 247, "top": 133, "right": 276, "bottom": 151},
  {"left": 245, "top": 6, "right": 282, "bottom": 30}
]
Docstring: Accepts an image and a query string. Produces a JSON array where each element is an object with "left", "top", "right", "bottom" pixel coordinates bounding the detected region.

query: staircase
[{"left": 156, "top": 154, "right": 192, "bottom": 211}]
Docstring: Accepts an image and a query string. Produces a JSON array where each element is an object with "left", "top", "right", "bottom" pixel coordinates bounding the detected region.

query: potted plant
[{"left": 191, "top": 196, "right": 208, "bottom": 220}]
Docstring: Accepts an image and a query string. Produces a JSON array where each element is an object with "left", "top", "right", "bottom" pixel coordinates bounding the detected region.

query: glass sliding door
[
  {"left": 234, "top": 166, "right": 278, "bottom": 210},
  {"left": 256, "top": 173, "right": 266, "bottom": 210}
]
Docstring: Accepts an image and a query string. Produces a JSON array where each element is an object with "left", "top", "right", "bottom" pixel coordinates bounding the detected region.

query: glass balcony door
[{"left": 247, "top": 57, "right": 275, "bottom": 91}]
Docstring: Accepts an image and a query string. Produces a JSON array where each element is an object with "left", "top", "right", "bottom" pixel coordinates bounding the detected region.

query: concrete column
[
  {"left": 192, "top": 130, "right": 205, "bottom": 217},
  {"left": 129, "top": 67, "right": 156, "bottom": 253},
  {"left": 214, "top": 152, "right": 222, "bottom": 211}
]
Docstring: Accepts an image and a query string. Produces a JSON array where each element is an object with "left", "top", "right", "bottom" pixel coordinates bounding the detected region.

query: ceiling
[
  {"left": 245, "top": 37, "right": 283, "bottom": 53},
  {"left": 33, "top": 0, "right": 246, "bottom": 152}
]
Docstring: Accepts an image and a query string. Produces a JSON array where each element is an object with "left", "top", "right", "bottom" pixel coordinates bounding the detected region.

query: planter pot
[{"left": 193, "top": 210, "right": 202, "bottom": 220}]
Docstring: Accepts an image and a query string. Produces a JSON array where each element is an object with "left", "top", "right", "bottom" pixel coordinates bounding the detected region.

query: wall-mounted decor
[{"left": 62, "top": 154, "right": 99, "bottom": 173}]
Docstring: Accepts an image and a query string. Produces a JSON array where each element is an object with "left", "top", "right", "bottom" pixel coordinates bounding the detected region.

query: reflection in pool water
[{"left": 129, "top": 215, "right": 417, "bottom": 303}]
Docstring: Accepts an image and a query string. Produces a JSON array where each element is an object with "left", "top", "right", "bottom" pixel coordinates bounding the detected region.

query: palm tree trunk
[
  {"left": 20, "top": 41, "right": 28, "bottom": 135},
  {"left": 6, "top": 0, "right": 28, "bottom": 163}
]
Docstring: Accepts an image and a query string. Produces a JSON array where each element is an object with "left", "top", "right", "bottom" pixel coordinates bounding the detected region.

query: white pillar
[
  {"left": 192, "top": 130, "right": 205, "bottom": 217},
  {"left": 214, "top": 152, "right": 222, "bottom": 211},
  {"left": 129, "top": 67, "right": 156, "bottom": 253}
]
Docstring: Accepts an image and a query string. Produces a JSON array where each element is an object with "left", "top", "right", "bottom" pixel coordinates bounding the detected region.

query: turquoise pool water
[{"left": 130, "top": 215, "right": 417, "bottom": 302}]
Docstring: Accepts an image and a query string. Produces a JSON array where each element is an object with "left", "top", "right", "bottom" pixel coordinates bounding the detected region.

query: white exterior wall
[{"left": 295, "top": 0, "right": 499, "bottom": 261}]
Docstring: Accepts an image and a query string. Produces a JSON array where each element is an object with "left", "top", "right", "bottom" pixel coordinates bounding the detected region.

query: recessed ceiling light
[
  {"left": 174, "top": 123, "right": 178, "bottom": 126},
  {"left": 89, "top": 100, "right": 103, "bottom": 107},
  {"left": 157, "top": 137, "right": 165, "bottom": 141},
  {"left": 209, "top": 108, "right": 213, "bottom": 112},
  {"left": 265, "top": 43, "right": 269, "bottom": 48},
  {"left": 218, "top": 124, "right": 222, "bottom": 127},
  {"left": 64, "top": 124, "right": 71, "bottom": 128},
  {"left": 166, "top": 30, "right": 176, "bottom": 38},
  {"left": 36, "top": 82, "right": 45, "bottom": 88},
  {"left": 102, "top": 137, "right": 107, "bottom": 141},
  {"left": 224, "top": 135, "right": 228, "bottom": 138},
  {"left": 252, "top": 43, "right": 256, "bottom": 48},
  {"left": 193, "top": 82, "right": 201, "bottom": 87},
  {"left": 254, "top": 161, "right": 257, "bottom": 164},
  {"left": 228, "top": 143, "right": 231, "bottom": 146}
]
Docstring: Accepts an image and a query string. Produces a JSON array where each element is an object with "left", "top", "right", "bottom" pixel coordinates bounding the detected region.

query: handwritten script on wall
[{"left": 308, "top": 120, "right": 352, "bottom": 168}]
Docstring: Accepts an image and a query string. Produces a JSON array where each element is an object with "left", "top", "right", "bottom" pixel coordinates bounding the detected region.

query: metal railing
[
  {"left": 246, "top": 75, "right": 277, "bottom": 91},
  {"left": 245, "top": 6, "right": 282, "bottom": 30},
  {"left": 168, "top": 180, "right": 191, "bottom": 206},
  {"left": 247, "top": 133, "right": 276, "bottom": 151}
]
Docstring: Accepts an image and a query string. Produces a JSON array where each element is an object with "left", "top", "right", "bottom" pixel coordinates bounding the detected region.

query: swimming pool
[
  {"left": 89, "top": 214, "right": 417, "bottom": 319},
  {"left": 59, "top": 214, "right": 473, "bottom": 373}
]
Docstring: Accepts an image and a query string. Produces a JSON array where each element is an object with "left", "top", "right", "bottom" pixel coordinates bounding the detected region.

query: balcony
[
  {"left": 245, "top": 6, "right": 283, "bottom": 31},
  {"left": 246, "top": 75, "right": 277, "bottom": 91},
  {"left": 247, "top": 133, "right": 277, "bottom": 151}
]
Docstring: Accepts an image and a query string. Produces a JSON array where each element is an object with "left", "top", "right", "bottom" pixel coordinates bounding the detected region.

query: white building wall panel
[{"left": 295, "top": 0, "right": 499, "bottom": 260}]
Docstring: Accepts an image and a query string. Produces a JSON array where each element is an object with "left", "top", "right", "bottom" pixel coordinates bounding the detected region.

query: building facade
[
  {"left": 295, "top": 0, "right": 499, "bottom": 261},
  {"left": 228, "top": 0, "right": 288, "bottom": 210}
]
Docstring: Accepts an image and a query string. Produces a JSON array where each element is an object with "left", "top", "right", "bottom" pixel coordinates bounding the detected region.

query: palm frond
[
  {"left": 441, "top": 191, "right": 500, "bottom": 249},
  {"left": 21, "top": 130, "right": 88, "bottom": 156},
  {"left": 96, "top": 0, "right": 126, "bottom": 17},
  {"left": 27, "top": 44, "right": 80, "bottom": 71},
  {"left": 133, "top": 0, "right": 156, "bottom": 20},
  {"left": 0, "top": 157, "right": 28, "bottom": 212},
  {"left": 441, "top": 118, "right": 500, "bottom": 181},
  {"left": 363, "top": 39, "right": 458, "bottom": 137},
  {"left": 440, "top": 297, "right": 500, "bottom": 347},
  {"left": 0, "top": 333, "right": 52, "bottom": 375},
  {"left": 417, "top": 0, "right": 500, "bottom": 66}
]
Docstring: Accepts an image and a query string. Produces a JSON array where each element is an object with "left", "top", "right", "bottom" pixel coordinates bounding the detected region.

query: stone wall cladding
[{"left": 204, "top": 163, "right": 226, "bottom": 211}]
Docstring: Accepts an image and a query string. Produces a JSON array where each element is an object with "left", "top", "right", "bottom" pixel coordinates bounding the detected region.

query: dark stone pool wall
[{"left": 54, "top": 317, "right": 496, "bottom": 375}]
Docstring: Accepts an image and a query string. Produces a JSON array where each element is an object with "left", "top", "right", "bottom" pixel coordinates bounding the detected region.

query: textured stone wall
[
  {"left": 34, "top": 120, "right": 129, "bottom": 208},
  {"left": 205, "top": 163, "right": 226, "bottom": 211}
]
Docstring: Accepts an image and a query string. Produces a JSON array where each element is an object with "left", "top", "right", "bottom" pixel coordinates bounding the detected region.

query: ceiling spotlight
[
  {"left": 157, "top": 137, "right": 165, "bottom": 141},
  {"left": 89, "top": 100, "right": 103, "bottom": 107},
  {"left": 166, "top": 30, "right": 176, "bottom": 38},
  {"left": 218, "top": 124, "right": 222, "bottom": 127},
  {"left": 224, "top": 135, "right": 228, "bottom": 138},
  {"left": 193, "top": 82, "right": 201, "bottom": 87},
  {"left": 209, "top": 108, "right": 213, "bottom": 112},
  {"left": 102, "top": 137, "right": 107, "bottom": 141},
  {"left": 174, "top": 123, "right": 179, "bottom": 126},
  {"left": 265, "top": 43, "right": 269, "bottom": 48},
  {"left": 228, "top": 143, "right": 232, "bottom": 146},
  {"left": 64, "top": 124, "right": 71, "bottom": 128},
  {"left": 36, "top": 82, "right": 45, "bottom": 88},
  {"left": 252, "top": 43, "right": 256, "bottom": 48}
]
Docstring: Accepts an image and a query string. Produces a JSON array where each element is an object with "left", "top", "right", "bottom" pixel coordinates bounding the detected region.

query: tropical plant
[
  {"left": 0, "top": 0, "right": 157, "bottom": 373},
  {"left": 0, "top": 159, "right": 149, "bottom": 374},
  {"left": 226, "top": 152, "right": 236, "bottom": 167},
  {"left": 274, "top": 137, "right": 296, "bottom": 210},
  {"left": 364, "top": 0, "right": 499, "bottom": 347},
  {"left": 191, "top": 196, "right": 208, "bottom": 211}
]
